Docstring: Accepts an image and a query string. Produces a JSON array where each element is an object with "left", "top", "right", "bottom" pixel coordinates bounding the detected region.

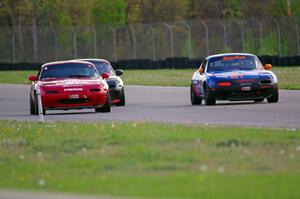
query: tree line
[{"left": 0, "top": 0, "right": 299, "bottom": 27}]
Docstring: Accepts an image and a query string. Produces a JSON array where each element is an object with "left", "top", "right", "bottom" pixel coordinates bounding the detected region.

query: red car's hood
[{"left": 41, "top": 78, "right": 101, "bottom": 87}]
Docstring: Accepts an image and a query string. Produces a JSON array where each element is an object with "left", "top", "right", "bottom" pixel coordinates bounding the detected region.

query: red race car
[{"left": 28, "top": 60, "right": 111, "bottom": 115}]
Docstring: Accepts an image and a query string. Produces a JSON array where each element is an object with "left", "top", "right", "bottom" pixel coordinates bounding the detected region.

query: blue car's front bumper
[{"left": 208, "top": 84, "right": 277, "bottom": 101}]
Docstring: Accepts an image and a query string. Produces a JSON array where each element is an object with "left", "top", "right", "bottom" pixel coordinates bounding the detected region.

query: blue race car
[{"left": 190, "top": 53, "right": 279, "bottom": 105}]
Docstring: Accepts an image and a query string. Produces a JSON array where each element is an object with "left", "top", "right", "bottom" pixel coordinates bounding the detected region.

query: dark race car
[
  {"left": 190, "top": 53, "right": 279, "bottom": 105},
  {"left": 78, "top": 59, "right": 125, "bottom": 106},
  {"left": 28, "top": 60, "right": 111, "bottom": 115}
]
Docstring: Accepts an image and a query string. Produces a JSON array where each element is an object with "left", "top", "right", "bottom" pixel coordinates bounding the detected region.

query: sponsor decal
[
  {"left": 64, "top": 88, "right": 83, "bottom": 91},
  {"left": 69, "top": 94, "right": 79, "bottom": 99},
  {"left": 240, "top": 82, "right": 252, "bottom": 86},
  {"left": 63, "top": 80, "right": 83, "bottom": 87},
  {"left": 223, "top": 56, "right": 246, "bottom": 61},
  {"left": 231, "top": 73, "right": 244, "bottom": 79},
  {"left": 236, "top": 79, "right": 255, "bottom": 83},
  {"left": 241, "top": 86, "right": 251, "bottom": 91}
]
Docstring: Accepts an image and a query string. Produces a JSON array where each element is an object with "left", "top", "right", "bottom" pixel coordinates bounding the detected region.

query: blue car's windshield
[
  {"left": 207, "top": 55, "right": 259, "bottom": 73},
  {"left": 40, "top": 63, "right": 99, "bottom": 80}
]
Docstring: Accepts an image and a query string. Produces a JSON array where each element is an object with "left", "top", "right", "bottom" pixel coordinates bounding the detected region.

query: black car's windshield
[
  {"left": 88, "top": 61, "right": 114, "bottom": 75},
  {"left": 207, "top": 55, "right": 259, "bottom": 73},
  {"left": 40, "top": 63, "right": 99, "bottom": 80}
]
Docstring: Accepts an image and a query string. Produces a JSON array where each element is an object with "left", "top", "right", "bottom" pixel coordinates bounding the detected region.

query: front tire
[
  {"left": 190, "top": 85, "right": 202, "bottom": 105},
  {"left": 204, "top": 85, "right": 216, "bottom": 106},
  {"left": 30, "top": 96, "right": 36, "bottom": 115},
  {"left": 267, "top": 87, "right": 279, "bottom": 103},
  {"left": 30, "top": 94, "right": 38, "bottom": 115},
  {"left": 30, "top": 94, "right": 46, "bottom": 115},
  {"left": 96, "top": 94, "right": 111, "bottom": 113},
  {"left": 116, "top": 88, "right": 126, "bottom": 106}
]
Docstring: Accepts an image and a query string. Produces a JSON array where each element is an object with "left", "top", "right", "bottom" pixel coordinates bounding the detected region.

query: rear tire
[
  {"left": 267, "top": 87, "right": 279, "bottom": 103},
  {"left": 190, "top": 85, "right": 202, "bottom": 105},
  {"left": 204, "top": 85, "right": 216, "bottom": 106},
  {"left": 116, "top": 88, "right": 126, "bottom": 106},
  {"left": 96, "top": 94, "right": 111, "bottom": 113}
]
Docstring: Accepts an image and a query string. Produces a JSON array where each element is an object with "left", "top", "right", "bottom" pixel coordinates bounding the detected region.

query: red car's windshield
[
  {"left": 207, "top": 55, "right": 261, "bottom": 72},
  {"left": 40, "top": 63, "right": 99, "bottom": 80}
]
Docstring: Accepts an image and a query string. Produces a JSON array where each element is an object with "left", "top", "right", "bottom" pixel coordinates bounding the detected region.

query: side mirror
[
  {"left": 198, "top": 67, "right": 204, "bottom": 74},
  {"left": 28, "top": 75, "right": 37, "bottom": 81},
  {"left": 102, "top": 73, "right": 110, "bottom": 79},
  {"left": 115, "top": 69, "right": 124, "bottom": 76},
  {"left": 264, "top": 64, "right": 272, "bottom": 70}
]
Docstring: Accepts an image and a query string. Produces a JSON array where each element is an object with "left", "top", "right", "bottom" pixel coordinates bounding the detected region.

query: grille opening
[
  {"left": 260, "top": 80, "right": 272, "bottom": 84},
  {"left": 46, "top": 90, "right": 58, "bottom": 94},
  {"left": 58, "top": 98, "right": 89, "bottom": 104},
  {"left": 89, "top": 88, "right": 101, "bottom": 92}
]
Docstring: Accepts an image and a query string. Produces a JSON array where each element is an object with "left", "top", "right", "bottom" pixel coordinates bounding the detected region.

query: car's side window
[
  {"left": 199, "top": 60, "right": 207, "bottom": 74},
  {"left": 37, "top": 68, "right": 42, "bottom": 80},
  {"left": 255, "top": 57, "right": 264, "bottom": 70}
]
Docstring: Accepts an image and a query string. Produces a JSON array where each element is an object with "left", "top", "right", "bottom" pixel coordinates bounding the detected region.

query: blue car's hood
[{"left": 208, "top": 70, "right": 272, "bottom": 80}]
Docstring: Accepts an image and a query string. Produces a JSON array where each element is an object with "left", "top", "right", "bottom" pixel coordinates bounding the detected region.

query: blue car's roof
[{"left": 206, "top": 53, "right": 257, "bottom": 60}]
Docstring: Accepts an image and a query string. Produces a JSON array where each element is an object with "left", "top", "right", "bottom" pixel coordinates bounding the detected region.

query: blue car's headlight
[{"left": 272, "top": 75, "right": 278, "bottom": 83}]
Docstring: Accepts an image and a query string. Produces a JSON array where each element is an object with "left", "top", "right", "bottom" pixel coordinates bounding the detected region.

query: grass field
[
  {"left": 0, "top": 67, "right": 300, "bottom": 89},
  {"left": 0, "top": 121, "right": 299, "bottom": 198}
]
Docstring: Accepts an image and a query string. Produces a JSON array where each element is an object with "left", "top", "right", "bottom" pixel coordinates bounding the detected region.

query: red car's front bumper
[{"left": 41, "top": 91, "right": 107, "bottom": 110}]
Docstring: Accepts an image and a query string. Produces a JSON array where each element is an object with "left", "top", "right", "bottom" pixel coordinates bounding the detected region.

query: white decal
[{"left": 64, "top": 88, "right": 83, "bottom": 91}]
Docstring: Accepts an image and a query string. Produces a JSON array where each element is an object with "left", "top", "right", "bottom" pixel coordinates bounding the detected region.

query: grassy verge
[
  {"left": 0, "top": 121, "right": 299, "bottom": 198},
  {"left": 0, "top": 67, "right": 300, "bottom": 90},
  {"left": 0, "top": 70, "right": 34, "bottom": 84},
  {"left": 122, "top": 67, "right": 300, "bottom": 89}
]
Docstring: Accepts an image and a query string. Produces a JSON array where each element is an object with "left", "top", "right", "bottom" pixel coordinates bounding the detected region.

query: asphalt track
[{"left": 0, "top": 84, "right": 300, "bottom": 128}]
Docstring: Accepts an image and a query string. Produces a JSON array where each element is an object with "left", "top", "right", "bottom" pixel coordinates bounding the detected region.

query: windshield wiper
[
  {"left": 68, "top": 75, "right": 90, "bottom": 78},
  {"left": 41, "top": 77, "right": 59, "bottom": 80}
]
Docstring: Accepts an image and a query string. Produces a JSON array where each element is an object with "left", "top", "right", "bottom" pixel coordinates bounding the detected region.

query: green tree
[
  {"left": 93, "top": 0, "right": 127, "bottom": 25},
  {"left": 271, "top": 0, "right": 300, "bottom": 17},
  {"left": 125, "top": 0, "right": 189, "bottom": 23}
]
